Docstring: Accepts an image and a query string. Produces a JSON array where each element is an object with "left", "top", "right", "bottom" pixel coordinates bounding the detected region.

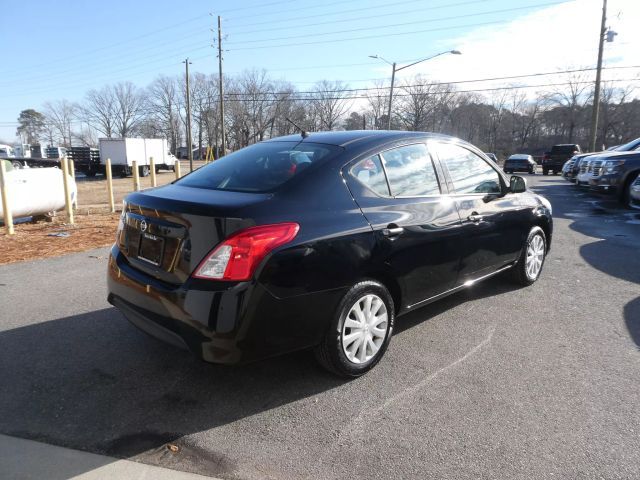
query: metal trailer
[
  {"left": 99, "top": 138, "right": 176, "bottom": 177},
  {"left": 66, "top": 147, "right": 101, "bottom": 177}
]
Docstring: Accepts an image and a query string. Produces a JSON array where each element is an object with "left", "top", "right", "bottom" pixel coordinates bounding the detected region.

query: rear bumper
[{"left": 107, "top": 245, "right": 346, "bottom": 364}]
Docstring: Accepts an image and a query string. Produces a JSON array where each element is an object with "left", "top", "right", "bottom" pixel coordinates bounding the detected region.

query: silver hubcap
[
  {"left": 341, "top": 294, "right": 388, "bottom": 364},
  {"left": 526, "top": 234, "right": 545, "bottom": 280}
]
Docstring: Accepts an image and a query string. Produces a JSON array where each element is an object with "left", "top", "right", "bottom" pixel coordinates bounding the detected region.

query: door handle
[
  {"left": 382, "top": 226, "right": 404, "bottom": 237},
  {"left": 468, "top": 214, "right": 484, "bottom": 223}
]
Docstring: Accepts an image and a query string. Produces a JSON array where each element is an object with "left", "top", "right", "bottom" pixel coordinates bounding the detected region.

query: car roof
[{"left": 263, "top": 130, "right": 455, "bottom": 149}]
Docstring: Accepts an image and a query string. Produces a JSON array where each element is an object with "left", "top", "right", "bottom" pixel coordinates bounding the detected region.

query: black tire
[
  {"left": 11, "top": 160, "right": 22, "bottom": 169},
  {"left": 140, "top": 165, "right": 150, "bottom": 177},
  {"left": 171, "top": 164, "right": 176, "bottom": 172},
  {"left": 314, "top": 280, "right": 395, "bottom": 377},
  {"left": 543, "top": 168, "right": 549, "bottom": 175},
  {"left": 621, "top": 172, "right": 639, "bottom": 208},
  {"left": 510, "top": 227, "right": 547, "bottom": 286},
  {"left": 529, "top": 168, "right": 535, "bottom": 175},
  {"left": 155, "top": 165, "right": 161, "bottom": 174}
]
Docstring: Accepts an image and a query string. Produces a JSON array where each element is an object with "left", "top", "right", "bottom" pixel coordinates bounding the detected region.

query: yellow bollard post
[
  {"left": 150, "top": 156, "right": 157, "bottom": 187},
  {"left": 61, "top": 156, "right": 75, "bottom": 224},
  {"left": 175, "top": 159, "right": 181, "bottom": 180},
  {"left": 106, "top": 158, "right": 115, "bottom": 213},
  {"left": 68, "top": 159, "right": 77, "bottom": 208},
  {"left": 0, "top": 160, "right": 15, "bottom": 235},
  {"left": 132, "top": 160, "right": 140, "bottom": 192}
]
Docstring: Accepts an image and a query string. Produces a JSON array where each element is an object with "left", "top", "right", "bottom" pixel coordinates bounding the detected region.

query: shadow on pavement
[
  {"left": 624, "top": 297, "right": 640, "bottom": 349},
  {"left": 0, "top": 274, "right": 520, "bottom": 478}
]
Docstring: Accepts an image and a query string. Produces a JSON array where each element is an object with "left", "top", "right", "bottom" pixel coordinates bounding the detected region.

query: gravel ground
[{"left": 0, "top": 174, "right": 639, "bottom": 480}]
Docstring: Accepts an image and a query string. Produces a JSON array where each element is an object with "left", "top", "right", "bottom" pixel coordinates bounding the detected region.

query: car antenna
[{"left": 285, "top": 117, "right": 309, "bottom": 138}]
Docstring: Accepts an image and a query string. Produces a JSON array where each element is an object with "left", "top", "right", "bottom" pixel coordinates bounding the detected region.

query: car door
[
  {"left": 432, "top": 142, "right": 524, "bottom": 284},
  {"left": 344, "top": 143, "right": 463, "bottom": 309}
]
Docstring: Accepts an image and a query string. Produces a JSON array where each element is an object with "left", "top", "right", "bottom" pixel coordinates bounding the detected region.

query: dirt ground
[
  {"left": 0, "top": 160, "right": 204, "bottom": 265},
  {"left": 0, "top": 210, "right": 120, "bottom": 266}
]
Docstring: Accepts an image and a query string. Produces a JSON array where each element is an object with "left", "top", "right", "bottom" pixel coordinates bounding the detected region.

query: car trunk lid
[{"left": 117, "top": 184, "right": 270, "bottom": 285}]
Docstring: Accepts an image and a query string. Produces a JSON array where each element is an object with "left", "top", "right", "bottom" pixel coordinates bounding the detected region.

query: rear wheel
[
  {"left": 314, "top": 281, "right": 394, "bottom": 377},
  {"left": 543, "top": 168, "right": 549, "bottom": 175},
  {"left": 140, "top": 165, "right": 150, "bottom": 177},
  {"left": 510, "top": 227, "right": 547, "bottom": 286}
]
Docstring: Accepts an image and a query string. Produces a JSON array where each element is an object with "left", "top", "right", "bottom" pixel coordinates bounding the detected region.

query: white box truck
[{"left": 98, "top": 138, "right": 177, "bottom": 177}]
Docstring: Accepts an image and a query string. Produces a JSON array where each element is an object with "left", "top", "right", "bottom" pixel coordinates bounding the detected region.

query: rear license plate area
[{"left": 138, "top": 233, "right": 164, "bottom": 266}]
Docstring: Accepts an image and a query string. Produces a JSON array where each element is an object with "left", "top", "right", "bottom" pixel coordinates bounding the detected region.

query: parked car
[
  {"left": 629, "top": 176, "right": 640, "bottom": 209},
  {"left": 587, "top": 150, "right": 640, "bottom": 206},
  {"left": 563, "top": 137, "right": 640, "bottom": 183},
  {"left": 504, "top": 154, "right": 536, "bottom": 174},
  {"left": 107, "top": 131, "right": 552, "bottom": 377},
  {"left": 484, "top": 152, "right": 499, "bottom": 164},
  {"left": 542, "top": 144, "right": 581, "bottom": 175}
]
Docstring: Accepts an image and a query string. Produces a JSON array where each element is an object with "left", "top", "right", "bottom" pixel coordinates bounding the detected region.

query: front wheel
[
  {"left": 510, "top": 227, "right": 547, "bottom": 286},
  {"left": 543, "top": 168, "right": 549, "bottom": 175},
  {"left": 621, "top": 172, "right": 639, "bottom": 208},
  {"left": 314, "top": 281, "right": 394, "bottom": 377}
]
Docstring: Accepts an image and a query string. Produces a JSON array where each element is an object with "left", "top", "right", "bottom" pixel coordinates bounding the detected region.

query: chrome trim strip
[{"left": 406, "top": 263, "right": 514, "bottom": 310}]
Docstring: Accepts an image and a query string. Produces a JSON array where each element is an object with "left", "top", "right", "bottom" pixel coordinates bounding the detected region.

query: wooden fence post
[
  {"left": 0, "top": 160, "right": 15, "bottom": 235},
  {"left": 106, "top": 158, "right": 115, "bottom": 213},
  {"left": 150, "top": 156, "right": 157, "bottom": 187},
  {"left": 68, "top": 159, "right": 77, "bottom": 207},
  {"left": 132, "top": 160, "right": 140, "bottom": 192},
  {"left": 61, "top": 156, "right": 74, "bottom": 224},
  {"left": 175, "top": 160, "right": 181, "bottom": 180}
]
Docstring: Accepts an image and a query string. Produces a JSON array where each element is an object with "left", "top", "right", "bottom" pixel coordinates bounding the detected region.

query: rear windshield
[
  {"left": 176, "top": 141, "right": 341, "bottom": 193},
  {"left": 551, "top": 145, "right": 579, "bottom": 154}
]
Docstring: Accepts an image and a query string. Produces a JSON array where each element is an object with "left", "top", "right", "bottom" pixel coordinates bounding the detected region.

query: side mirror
[{"left": 510, "top": 175, "right": 527, "bottom": 193}]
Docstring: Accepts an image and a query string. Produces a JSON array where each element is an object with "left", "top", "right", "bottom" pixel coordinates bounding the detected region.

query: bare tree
[
  {"left": 365, "top": 79, "right": 389, "bottom": 129},
  {"left": 43, "top": 100, "right": 76, "bottom": 147},
  {"left": 310, "top": 80, "right": 351, "bottom": 130},
  {"left": 147, "top": 75, "right": 181, "bottom": 153},
  {"left": 113, "top": 81, "right": 145, "bottom": 137},
  {"left": 81, "top": 85, "right": 118, "bottom": 138},
  {"left": 396, "top": 76, "right": 453, "bottom": 132}
]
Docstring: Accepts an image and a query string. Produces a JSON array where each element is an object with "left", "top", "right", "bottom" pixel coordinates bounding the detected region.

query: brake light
[{"left": 193, "top": 223, "right": 300, "bottom": 281}]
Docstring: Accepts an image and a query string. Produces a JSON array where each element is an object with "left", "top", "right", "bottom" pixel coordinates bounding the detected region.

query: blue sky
[{"left": 1, "top": 0, "right": 638, "bottom": 142}]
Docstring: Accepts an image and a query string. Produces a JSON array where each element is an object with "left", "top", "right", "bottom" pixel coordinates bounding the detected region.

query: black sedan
[
  {"left": 504, "top": 154, "right": 537, "bottom": 174},
  {"left": 107, "top": 131, "right": 552, "bottom": 377}
]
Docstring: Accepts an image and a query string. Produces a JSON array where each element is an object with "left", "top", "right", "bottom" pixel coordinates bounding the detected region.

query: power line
[
  {"left": 226, "top": 1, "right": 569, "bottom": 43},
  {"left": 227, "top": 0, "right": 496, "bottom": 34},
  {"left": 227, "top": 20, "right": 509, "bottom": 51}
]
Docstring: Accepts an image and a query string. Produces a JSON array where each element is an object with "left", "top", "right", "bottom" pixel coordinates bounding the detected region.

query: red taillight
[{"left": 193, "top": 223, "right": 300, "bottom": 281}]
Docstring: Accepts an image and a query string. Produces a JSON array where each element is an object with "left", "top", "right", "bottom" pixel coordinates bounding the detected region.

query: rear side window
[
  {"left": 436, "top": 143, "right": 502, "bottom": 195},
  {"left": 176, "top": 141, "right": 341, "bottom": 193},
  {"left": 380, "top": 144, "right": 440, "bottom": 196},
  {"left": 350, "top": 155, "right": 390, "bottom": 196}
]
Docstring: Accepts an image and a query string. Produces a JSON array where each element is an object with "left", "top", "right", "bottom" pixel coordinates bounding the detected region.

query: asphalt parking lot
[{"left": 1, "top": 174, "right": 639, "bottom": 479}]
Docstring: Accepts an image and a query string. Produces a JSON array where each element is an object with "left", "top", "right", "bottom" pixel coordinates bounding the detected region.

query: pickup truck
[{"left": 542, "top": 144, "right": 581, "bottom": 175}]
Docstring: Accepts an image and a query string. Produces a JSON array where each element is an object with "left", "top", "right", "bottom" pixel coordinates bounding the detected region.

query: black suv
[
  {"left": 588, "top": 150, "right": 640, "bottom": 206},
  {"left": 543, "top": 144, "right": 581, "bottom": 175},
  {"left": 107, "top": 131, "right": 552, "bottom": 377}
]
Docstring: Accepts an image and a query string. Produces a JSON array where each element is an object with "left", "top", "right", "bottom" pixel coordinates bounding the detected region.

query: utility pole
[
  {"left": 218, "top": 16, "right": 226, "bottom": 156},
  {"left": 386, "top": 63, "right": 396, "bottom": 130},
  {"left": 589, "top": 0, "right": 607, "bottom": 152},
  {"left": 184, "top": 58, "right": 193, "bottom": 172}
]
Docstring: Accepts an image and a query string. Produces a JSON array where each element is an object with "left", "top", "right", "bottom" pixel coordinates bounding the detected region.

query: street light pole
[
  {"left": 589, "top": 0, "right": 607, "bottom": 152},
  {"left": 370, "top": 50, "right": 461, "bottom": 130},
  {"left": 387, "top": 63, "right": 396, "bottom": 130}
]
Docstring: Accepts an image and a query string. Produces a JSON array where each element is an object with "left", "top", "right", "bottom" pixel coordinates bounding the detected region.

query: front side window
[
  {"left": 436, "top": 143, "right": 502, "bottom": 195},
  {"left": 350, "top": 155, "right": 390, "bottom": 196},
  {"left": 380, "top": 144, "right": 440, "bottom": 197},
  {"left": 176, "top": 141, "right": 341, "bottom": 193}
]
